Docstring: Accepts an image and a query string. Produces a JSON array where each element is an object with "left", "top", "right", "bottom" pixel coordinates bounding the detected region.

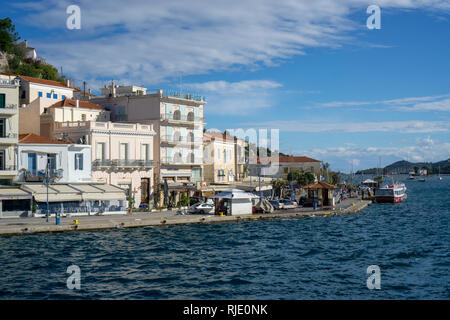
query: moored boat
[{"left": 375, "top": 182, "right": 407, "bottom": 203}]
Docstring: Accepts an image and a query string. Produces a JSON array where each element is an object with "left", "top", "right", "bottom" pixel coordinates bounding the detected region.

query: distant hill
[{"left": 356, "top": 158, "right": 450, "bottom": 175}]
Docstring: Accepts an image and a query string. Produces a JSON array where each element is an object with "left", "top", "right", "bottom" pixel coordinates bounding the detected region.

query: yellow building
[{"left": 203, "top": 132, "right": 237, "bottom": 184}]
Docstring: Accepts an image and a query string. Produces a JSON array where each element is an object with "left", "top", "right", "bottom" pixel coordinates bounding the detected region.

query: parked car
[
  {"left": 279, "top": 199, "right": 297, "bottom": 209},
  {"left": 269, "top": 200, "right": 283, "bottom": 210},
  {"left": 139, "top": 203, "right": 149, "bottom": 209},
  {"left": 188, "top": 203, "right": 215, "bottom": 214}
]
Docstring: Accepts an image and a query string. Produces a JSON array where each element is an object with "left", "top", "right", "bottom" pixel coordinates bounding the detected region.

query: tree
[{"left": 0, "top": 18, "right": 20, "bottom": 53}]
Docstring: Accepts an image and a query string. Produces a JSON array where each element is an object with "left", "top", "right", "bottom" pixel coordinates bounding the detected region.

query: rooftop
[
  {"left": 47, "top": 98, "right": 106, "bottom": 111},
  {"left": 278, "top": 156, "right": 320, "bottom": 163},
  {"left": 1, "top": 73, "right": 72, "bottom": 89},
  {"left": 19, "top": 133, "right": 69, "bottom": 145}
]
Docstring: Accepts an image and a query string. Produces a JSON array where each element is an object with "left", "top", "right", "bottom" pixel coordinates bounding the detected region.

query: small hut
[
  {"left": 211, "top": 189, "right": 258, "bottom": 215},
  {"left": 362, "top": 179, "right": 377, "bottom": 188},
  {"left": 303, "top": 181, "right": 337, "bottom": 207}
]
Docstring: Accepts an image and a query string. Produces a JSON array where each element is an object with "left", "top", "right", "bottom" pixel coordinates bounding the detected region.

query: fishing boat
[{"left": 375, "top": 182, "right": 407, "bottom": 203}]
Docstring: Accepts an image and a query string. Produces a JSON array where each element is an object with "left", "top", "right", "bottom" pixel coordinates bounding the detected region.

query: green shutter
[{"left": 0, "top": 94, "right": 5, "bottom": 108}]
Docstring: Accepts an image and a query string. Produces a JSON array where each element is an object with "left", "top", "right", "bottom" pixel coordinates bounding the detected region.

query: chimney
[
  {"left": 111, "top": 80, "right": 116, "bottom": 98},
  {"left": 66, "top": 78, "right": 72, "bottom": 87},
  {"left": 76, "top": 100, "right": 79, "bottom": 108}
]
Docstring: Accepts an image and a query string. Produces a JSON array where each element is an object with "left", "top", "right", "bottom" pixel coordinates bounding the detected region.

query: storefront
[
  {"left": 20, "top": 183, "right": 127, "bottom": 216},
  {"left": 0, "top": 187, "right": 33, "bottom": 218}
]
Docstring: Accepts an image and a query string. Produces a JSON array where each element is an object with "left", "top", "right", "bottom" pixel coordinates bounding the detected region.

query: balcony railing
[
  {"left": 161, "top": 135, "right": 202, "bottom": 144},
  {"left": 161, "top": 157, "right": 202, "bottom": 165},
  {"left": 0, "top": 133, "right": 18, "bottom": 139},
  {"left": 0, "top": 79, "right": 20, "bottom": 86},
  {"left": 161, "top": 113, "right": 203, "bottom": 123},
  {"left": 93, "top": 159, "right": 154, "bottom": 168},
  {"left": 23, "top": 169, "right": 63, "bottom": 182},
  {"left": 0, "top": 165, "right": 17, "bottom": 172}
]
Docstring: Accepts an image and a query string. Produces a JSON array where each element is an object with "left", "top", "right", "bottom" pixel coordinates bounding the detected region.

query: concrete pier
[{"left": 0, "top": 200, "right": 372, "bottom": 236}]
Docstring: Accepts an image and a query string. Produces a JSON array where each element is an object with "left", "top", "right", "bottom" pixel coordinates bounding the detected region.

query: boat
[
  {"left": 438, "top": 167, "right": 442, "bottom": 180},
  {"left": 408, "top": 175, "right": 415, "bottom": 180},
  {"left": 375, "top": 182, "right": 407, "bottom": 203},
  {"left": 418, "top": 178, "right": 426, "bottom": 182}
]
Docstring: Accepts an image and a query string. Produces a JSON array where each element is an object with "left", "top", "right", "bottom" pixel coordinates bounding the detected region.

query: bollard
[{"left": 73, "top": 219, "right": 79, "bottom": 225}]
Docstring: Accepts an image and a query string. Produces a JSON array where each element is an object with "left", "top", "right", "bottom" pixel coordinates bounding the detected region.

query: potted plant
[{"left": 127, "top": 196, "right": 135, "bottom": 214}]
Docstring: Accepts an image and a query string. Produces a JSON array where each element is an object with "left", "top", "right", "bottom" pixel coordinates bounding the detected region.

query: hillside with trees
[{"left": 0, "top": 17, "right": 65, "bottom": 83}]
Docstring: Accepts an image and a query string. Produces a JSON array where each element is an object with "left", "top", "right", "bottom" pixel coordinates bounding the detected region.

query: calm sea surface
[{"left": 0, "top": 176, "right": 449, "bottom": 299}]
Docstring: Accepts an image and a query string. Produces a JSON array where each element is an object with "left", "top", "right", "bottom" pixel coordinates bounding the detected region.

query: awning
[
  {"left": 20, "top": 183, "right": 127, "bottom": 203},
  {"left": 34, "top": 193, "right": 82, "bottom": 202},
  {"left": 82, "top": 192, "right": 126, "bottom": 201},
  {"left": 0, "top": 188, "right": 32, "bottom": 200}
]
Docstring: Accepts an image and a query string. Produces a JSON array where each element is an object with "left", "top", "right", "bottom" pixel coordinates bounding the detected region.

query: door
[
  {"left": 141, "top": 178, "right": 150, "bottom": 204},
  {"left": 28, "top": 153, "right": 37, "bottom": 175}
]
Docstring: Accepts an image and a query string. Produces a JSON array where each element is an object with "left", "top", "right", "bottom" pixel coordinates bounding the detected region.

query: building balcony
[
  {"left": 53, "top": 121, "right": 154, "bottom": 136},
  {"left": 160, "top": 113, "right": 204, "bottom": 126},
  {"left": 160, "top": 135, "right": 203, "bottom": 146},
  {"left": 0, "top": 79, "right": 20, "bottom": 87},
  {"left": 93, "top": 159, "right": 154, "bottom": 169},
  {"left": 161, "top": 156, "right": 202, "bottom": 166},
  {"left": 0, "top": 104, "right": 18, "bottom": 116},
  {"left": 0, "top": 164, "right": 17, "bottom": 177},
  {"left": 21, "top": 169, "right": 63, "bottom": 182},
  {"left": 0, "top": 133, "right": 18, "bottom": 145}
]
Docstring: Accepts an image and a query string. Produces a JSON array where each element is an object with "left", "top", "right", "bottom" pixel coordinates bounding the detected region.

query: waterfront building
[
  {"left": 0, "top": 75, "right": 20, "bottom": 185},
  {"left": 203, "top": 131, "right": 236, "bottom": 184},
  {"left": 275, "top": 156, "right": 321, "bottom": 179},
  {"left": 46, "top": 99, "right": 156, "bottom": 207},
  {"left": 0, "top": 73, "right": 76, "bottom": 136},
  {"left": 16, "top": 133, "right": 126, "bottom": 216},
  {"left": 91, "top": 85, "right": 205, "bottom": 206},
  {"left": 17, "top": 133, "right": 92, "bottom": 183},
  {"left": 234, "top": 137, "right": 248, "bottom": 181}
]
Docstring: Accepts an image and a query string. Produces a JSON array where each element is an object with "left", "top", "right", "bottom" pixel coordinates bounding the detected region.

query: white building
[
  {"left": 0, "top": 75, "right": 20, "bottom": 185},
  {"left": 17, "top": 133, "right": 92, "bottom": 183}
]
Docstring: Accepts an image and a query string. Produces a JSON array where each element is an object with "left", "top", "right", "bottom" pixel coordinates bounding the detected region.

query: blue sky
[{"left": 3, "top": 0, "right": 450, "bottom": 172}]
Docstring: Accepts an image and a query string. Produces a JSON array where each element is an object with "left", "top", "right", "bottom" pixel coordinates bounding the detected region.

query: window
[
  {"left": 0, "top": 119, "right": 5, "bottom": 137},
  {"left": 53, "top": 93, "right": 58, "bottom": 99},
  {"left": 96, "top": 142, "right": 105, "bottom": 160},
  {"left": 48, "top": 154, "right": 57, "bottom": 171},
  {"left": 0, "top": 94, "right": 5, "bottom": 108},
  {"left": 38, "top": 92, "right": 43, "bottom": 98},
  {"left": 223, "top": 149, "right": 226, "bottom": 163},
  {"left": 21, "top": 91, "right": 26, "bottom": 99},
  {"left": 81, "top": 114, "right": 86, "bottom": 121},
  {"left": 28, "top": 153, "right": 37, "bottom": 175},
  {"left": 46, "top": 92, "right": 51, "bottom": 98},
  {"left": 141, "top": 144, "right": 149, "bottom": 161},
  {"left": 0, "top": 150, "right": 4, "bottom": 170},
  {"left": 75, "top": 153, "right": 84, "bottom": 170},
  {"left": 120, "top": 143, "right": 128, "bottom": 160}
]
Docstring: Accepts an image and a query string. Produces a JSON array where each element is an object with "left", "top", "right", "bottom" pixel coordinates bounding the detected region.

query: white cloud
[
  {"left": 317, "top": 94, "right": 450, "bottom": 111},
  {"left": 185, "top": 80, "right": 282, "bottom": 94},
  {"left": 238, "top": 120, "right": 450, "bottom": 133},
  {"left": 12, "top": 0, "right": 450, "bottom": 87},
  {"left": 291, "top": 137, "right": 450, "bottom": 172}
]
